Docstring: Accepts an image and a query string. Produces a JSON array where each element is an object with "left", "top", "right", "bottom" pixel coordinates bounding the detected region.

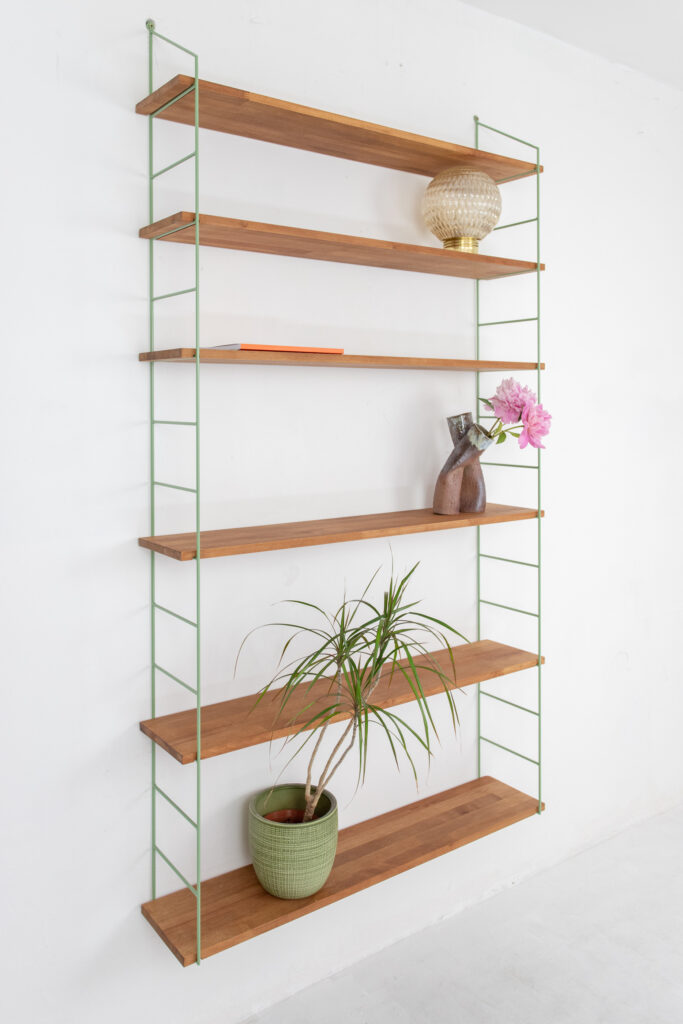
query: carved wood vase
[{"left": 433, "top": 412, "right": 494, "bottom": 515}]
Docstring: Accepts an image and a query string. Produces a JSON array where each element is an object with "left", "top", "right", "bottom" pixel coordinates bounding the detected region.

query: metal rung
[
  {"left": 480, "top": 553, "right": 539, "bottom": 569},
  {"left": 480, "top": 598, "right": 538, "bottom": 618},
  {"left": 480, "top": 736, "right": 539, "bottom": 765},
  {"left": 495, "top": 172, "right": 537, "bottom": 184},
  {"left": 494, "top": 217, "right": 538, "bottom": 231},
  {"left": 154, "top": 785, "right": 198, "bottom": 828},
  {"left": 152, "top": 151, "right": 197, "bottom": 179},
  {"left": 154, "top": 664, "right": 197, "bottom": 695},
  {"left": 153, "top": 221, "right": 197, "bottom": 241},
  {"left": 154, "top": 845, "right": 198, "bottom": 895},
  {"left": 151, "top": 82, "right": 197, "bottom": 118},
  {"left": 478, "top": 317, "right": 538, "bottom": 327},
  {"left": 480, "top": 691, "right": 539, "bottom": 715},
  {"left": 475, "top": 118, "right": 539, "bottom": 152},
  {"left": 153, "top": 420, "right": 197, "bottom": 427},
  {"left": 154, "top": 480, "right": 197, "bottom": 493},
  {"left": 149, "top": 25, "right": 198, "bottom": 59},
  {"left": 152, "top": 286, "right": 197, "bottom": 302},
  {"left": 480, "top": 461, "right": 539, "bottom": 470},
  {"left": 154, "top": 602, "right": 197, "bottom": 628}
]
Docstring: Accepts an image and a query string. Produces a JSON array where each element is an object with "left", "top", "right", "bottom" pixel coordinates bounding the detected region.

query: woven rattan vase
[{"left": 249, "top": 784, "right": 338, "bottom": 899}]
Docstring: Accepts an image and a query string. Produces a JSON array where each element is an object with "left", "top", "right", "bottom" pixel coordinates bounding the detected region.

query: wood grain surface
[
  {"left": 138, "top": 504, "right": 542, "bottom": 560},
  {"left": 136, "top": 75, "right": 542, "bottom": 181},
  {"left": 141, "top": 776, "right": 541, "bottom": 965},
  {"left": 139, "top": 348, "right": 545, "bottom": 372},
  {"left": 139, "top": 212, "right": 544, "bottom": 281},
  {"left": 140, "top": 639, "right": 542, "bottom": 763}
]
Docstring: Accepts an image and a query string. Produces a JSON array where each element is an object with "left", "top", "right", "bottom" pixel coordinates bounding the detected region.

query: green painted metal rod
[
  {"left": 496, "top": 171, "right": 536, "bottom": 185},
  {"left": 480, "top": 552, "right": 539, "bottom": 569},
  {"left": 154, "top": 663, "right": 197, "bottom": 695},
  {"left": 475, "top": 117, "right": 538, "bottom": 150},
  {"left": 480, "top": 736, "right": 539, "bottom": 765},
  {"left": 152, "top": 286, "right": 197, "bottom": 302},
  {"left": 479, "top": 461, "right": 538, "bottom": 470},
  {"left": 478, "top": 317, "right": 538, "bottom": 327},
  {"left": 152, "top": 151, "right": 197, "bottom": 179},
  {"left": 150, "top": 83, "right": 197, "bottom": 118},
  {"left": 480, "top": 598, "right": 538, "bottom": 618},
  {"left": 154, "top": 602, "right": 198, "bottom": 628},
  {"left": 475, "top": 116, "right": 543, "bottom": 814},
  {"left": 480, "top": 691, "right": 539, "bottom": 715},
  {"left": 153, "top": 480, "right": 197, "bottom": 493},
  {"left": 147, "top": 21, "right": 198, "bottom": 58},
  {"left": 153, "top": 221, "right": 197, "bottom": 241},
  {"left": 146, "top": 16, "right": 203, "bottom": 966},
  {"left": 154, "top": 845, "right": 199, "bottom": 895},
  {"left": 494, "top": 217, "right": 537, "bottom": 231},
  {"left": 192, "top": 44, "right": 203, "bottom": 969},
  {"left": 535, "top": 142, "right": 543, "bottom": 814},
  {"left": 154, "top": 785, "right": 199, "bottom": 828},
  {"left": 153, "top": 420, "right": 197, "bottom": 427},
  {"left": 147, "top": 21, "right": 157, "bottom": 902}
]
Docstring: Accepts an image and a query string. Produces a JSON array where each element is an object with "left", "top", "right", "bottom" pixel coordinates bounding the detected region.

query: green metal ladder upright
[
  {"left": 474, "top": 118, "right": 543, "bottom": 814},
  {"left": 145, "top": 21, "right": 203, "bottom": 964}
]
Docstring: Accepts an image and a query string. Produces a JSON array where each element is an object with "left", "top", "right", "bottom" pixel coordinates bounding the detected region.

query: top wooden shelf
[
  {"left": 136, "top": 75, "right": 542, "bottom": 182},
  {"left": 138, "top": 504, "right": 541, "bottom": 561}
]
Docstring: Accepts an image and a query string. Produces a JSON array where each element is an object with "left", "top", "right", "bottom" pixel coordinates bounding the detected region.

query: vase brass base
[{"left": 443, "top": 236, "right": 479, "bottom": 254}]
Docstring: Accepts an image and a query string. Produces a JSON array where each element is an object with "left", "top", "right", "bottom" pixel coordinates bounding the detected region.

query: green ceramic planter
[{"left": 248, "top": 784, "right": 338, "bottom": 899}]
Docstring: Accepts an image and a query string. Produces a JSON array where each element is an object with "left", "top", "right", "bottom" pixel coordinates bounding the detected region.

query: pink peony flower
[
  {"left": 519, "top": 401, "right": 551, "bottom": 449},
  {"left": 490, "top": 378, "right": 537, "bottom": 425}
]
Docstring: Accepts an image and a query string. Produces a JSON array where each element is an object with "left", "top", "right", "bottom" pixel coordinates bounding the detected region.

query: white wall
[{"left": 2, "top": 1, "right": 682, "bottom": 1022}]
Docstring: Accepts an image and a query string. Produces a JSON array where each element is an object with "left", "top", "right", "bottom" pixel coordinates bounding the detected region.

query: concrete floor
[{"left": 246, "top": 803, "right": 683, "bottom": 1023}]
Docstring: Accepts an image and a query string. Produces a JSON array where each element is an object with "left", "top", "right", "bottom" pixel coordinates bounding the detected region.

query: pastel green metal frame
[
  {"left": 140, "top": 22, "right": 543, "bottom": 968},
  {"left": 474, "top": 118, "right": 543, "bottom": 814},
  {"left": 145, "top": 20, "right": 203, "bottom": 964}
]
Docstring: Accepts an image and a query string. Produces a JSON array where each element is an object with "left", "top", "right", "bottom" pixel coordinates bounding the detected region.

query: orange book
[
  {"left": 241, "top": 343, "right": 344, "bottom": 354},
  {"left": 210, "top": 343, "right": 344, "bottom": 355}
]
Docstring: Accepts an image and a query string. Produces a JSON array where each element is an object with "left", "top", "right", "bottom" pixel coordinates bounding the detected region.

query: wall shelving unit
[{"left": 138, "top": 21, "right": 545, "bottom": 967}]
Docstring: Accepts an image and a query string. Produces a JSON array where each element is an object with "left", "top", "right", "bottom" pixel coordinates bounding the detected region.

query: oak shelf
[
  {"left": 140, "top": 348, "right": 545, "bottom": 373},
  {"left": 138, "top": 504, "right": 542, "bottom": 561},
  {"left": 141, "top": 639, "right": 541, "bottom": 764},
  {"left": 136, "top": 75, "right": 542, "bottom": 182},
  {"left": 140, "top": 213, "right": 544, "bottom": 281},
  {"left": 142, "top": 775, "right": 541, "bottom": 965}
]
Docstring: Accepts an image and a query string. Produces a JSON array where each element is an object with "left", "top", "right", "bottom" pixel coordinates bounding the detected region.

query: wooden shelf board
[
  {"left": 140, "top": 348, "right": 545, "bottom": 372},
  {"left": 142, "top": 775, "right": 541, "bottom": 965},
  {"left": 136, "top": 75, "right": 542, "bottom": 182},
  {"left": 141, "top": 639, "right": 541, "bottom": 764},
  {"left": 138, "top": 504, "right": 542, "bottom": 561},
  {"left": 140, "top": 213, "right": 544, "bottom": 281}
]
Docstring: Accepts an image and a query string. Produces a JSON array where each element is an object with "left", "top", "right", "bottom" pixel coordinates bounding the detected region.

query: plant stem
[
  {"left": 304, "top": 667, "right": 343, "bottom": 809},
  {"left": 304, "top": 716, "right": 356, "bottom": 821},
  {"left": 309, "top": 716, "right": 360, "bottom": 819}
]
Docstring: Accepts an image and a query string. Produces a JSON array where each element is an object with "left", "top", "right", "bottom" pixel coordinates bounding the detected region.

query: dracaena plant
[
  {"left": 480, "top": 377, "right": 551, "bottom": 449},
  {"left": 239, "top": 563, "right": 467, "bottom": 822}
]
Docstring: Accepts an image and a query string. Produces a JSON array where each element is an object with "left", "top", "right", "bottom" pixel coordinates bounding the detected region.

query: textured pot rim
[{"left": 249, "top": 783, "right": 338, "bottom": 829}]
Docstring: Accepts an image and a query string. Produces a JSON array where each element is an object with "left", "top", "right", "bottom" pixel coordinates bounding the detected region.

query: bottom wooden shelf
[{"left": 142, "top": 776, "right": 541, "bottom": 965}]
